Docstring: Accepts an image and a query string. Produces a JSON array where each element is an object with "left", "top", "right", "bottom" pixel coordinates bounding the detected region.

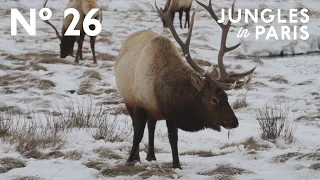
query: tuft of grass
[
  {"left": 296, "top": 152, "right": 320, "bottom": 161},
  {"left": 271, "top": 152, "right": 302, "bottom": 163},
  {"left": 12, "top": 176, "right": 43, "bottom": 180},
  {"left": 0, "top": 104, "right": 66, "bottom": 154},
  {"left": 0, "top": 157, "right": 26, "bottom": 173},
  {"left": 37, "top": 79, "right": 56, "bottom": 90},
  {"left": 197, "top": 164, "right": 253, "bottom": 179},
  {"left": 221, "top": 137, "right": 270, "bottom": 151},
  {"left": 83, "top": 70, "right": 102, "bottom": 80},
  {"left": 104, "top": 88, "right": 117, "bottom": 94},
  {"left": 310, "top": 163, "right": 320, "bottom": 170},
  {"left": 270, "top": 75, "right": 288, "bottom": 84},
  {"left": 232, "top": 92, "right": 248, "bottom": 109},
  {"left": 296, "top": 80, "right": 313, "bottom": 85},
  {"left": 23, "top": 149, "right": 82, "bottom": 160},
  {"left": 47, "top": 100, "right": 132, "bottom": 142},
  {"left": 181, "top": 150, "right": 229, "bottom": 157},
  {"left": 295, "top": 114, "right": 320, "bottom": 121},
  {"left": 84, "top": 161, "right": 109, "bottom": 171},
  {"left": 96, "top": 53, "right": 116, "bottom": 61},
  {"left": 0, "top": 64, "right": 11, "bottom": 70},
  {"left": 94, "top": 147, "right": 122, "bottom": 159},
  {"left": 100, "top": 164, "right": 146, "bottom": 177},
  {"left": 39, "top": 58, "right": 72, "bottom": 65},
  {"left": 254, "top": 102, "right": 298, "bottom": 143},
  {"left": 77, "top": 81, "right": 103, "bottom": 95},
  {"left": 194, "top": 58, "right": 212, "bottom": 67}
]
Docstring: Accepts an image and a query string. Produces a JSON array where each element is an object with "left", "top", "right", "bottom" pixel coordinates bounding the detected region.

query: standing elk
[
  {"left": 42, "top": 0, "right": 102, "bottom": 64},
  {"left": 160, "top": 0, "right": 193, "bottom": 28},
  {"left": 115, "top": 0, "right": 256, "bottom": 169}
]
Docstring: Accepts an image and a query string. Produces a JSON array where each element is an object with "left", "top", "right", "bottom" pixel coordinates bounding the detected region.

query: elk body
[
  {"left": 160, "top": 0, "right": 193, "bottom": 28},
  {"left": 43, "top": 0, "right": 102, "bottom": 64},
  {"left": 115, "top": 0, "right": 256, "bottom": 169}
]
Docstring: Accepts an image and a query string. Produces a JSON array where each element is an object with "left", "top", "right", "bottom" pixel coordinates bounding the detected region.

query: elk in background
[
  {"left": 160, "top": 0, "right": 193, "bottom": 28},
  {"left": 115, "top": 0, "right": 256, "bottom": 169},
  {"left": 42, "top": 0, "right": 102, "bottom": 64}
]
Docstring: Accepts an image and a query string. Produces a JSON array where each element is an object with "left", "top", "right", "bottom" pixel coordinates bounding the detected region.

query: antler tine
[
  {"left": 43, "top": 0, "right": 62, "bottom": 40},
  {"left": 155, "top": 1, "right": 204, "bottom": 74},
  {"left": 196, "top": 0, "right": 256, "bottom": 89}
]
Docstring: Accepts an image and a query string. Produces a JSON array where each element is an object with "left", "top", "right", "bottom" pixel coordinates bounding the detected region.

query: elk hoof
[
  {"left": 172, "top": 163, "right": 182, "bottom": 169},
  {"left": 146, "top": 155, "right": 157, "bottom": 161}
]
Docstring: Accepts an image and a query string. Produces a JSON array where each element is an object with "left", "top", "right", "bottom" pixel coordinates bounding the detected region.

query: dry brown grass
[
  {"left": 232, "top": 92, "right": 248, "bottom": 109},
  {"left": 86, "top": 162, "right": 176, "bottom": 179},
  {"left": 254, "top": 102, "right": 298, "bottom": 143},
  {"left": 37, "top": 79, "right": 56, "bottom": 90},
  {"left": 11, "top": 176, "right": 43, "bottom": 180},
  {"left": 0, "top": 64, "right": 11, "bottom": 70},
  {"left": 181, "top": 150, "right": 229, "bottom": 157},
  {"left": 295, "top": 114, "right": 320, "bottom": 121},
  {"left": 0, "top": 157, "right": 26, "bottom": 174},
  {"left": 296, "top": 152, "right": 320, "bottom": 161},
  {"left": 221, "top": 137, "right": 270, "bottom": 151},
  {"left": 194, "top": 58, "right": 212, "bottom": 67},
  {"left": 271, "top": 152, "right": 302, "bottom": 163},
  {"left": 0, "top": 73, "right": 55, "bottom": 91},
  {"left": 269, "top": 75, "right": 288, "bottom": 84},
  {"left": 5, "top": 52, "right": 61, "bottom": 62},
  {"left": 104, "top": 88, "right": 117, "bottom": 94},
  {"left": 95, "top": 53, "right": 116, "bottom": 61},
  {"left": 39, "top": 58, "right": 72, "bottom": 65},
  {"left": 94, "top": 147, "right": 122, "bottom": 159},
  {"left": 23, "top": 150, "right": 82, "bottom": 160},
  {"left": 12, "top": 62, "right": 48, "bottom": 71},
  {"left": 0, "top": 104, "right": 65, "bottom": 154},
  {"left": 310, "top": 163, "right": 320, "bottom": 171},
  {"left": 47, "top": 100, "right": 132, "bottom": 142},
  {"left": 100, "top": 164, "right": 147, "bottom": 177},
  {"left": 197, "top": 164, "right": 253, "bottom": 179},
  {"left": 83, "top": 70, "right": 102, "bottom": 80},
  {"left": 85, "top": 161, "right": 108, "bottom": 171},
  {"left": 77, "top": 81, "right": 103, "bottom": 95},
  {"left": 296, "top": 80, "right": 313, "bottom": 86}
]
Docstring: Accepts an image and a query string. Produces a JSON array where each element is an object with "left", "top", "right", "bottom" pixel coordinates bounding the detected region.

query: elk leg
[
  {"left": 146, "top": 120, "right": 157, "bottom": 161},
  {"left": 75, "top": 34, "right": 84, "bottom": 63},
  {"left": 90, "top": 36, "right": 97, "bottom": 64},
  {"left": 127, "top": 107, "right": 147, "bottom": 164},
  {"left": 171, "top": 11, "right": 175, "bottom": 26},
  {"left": 79, "top": 33, "right": 85, "bottom": 60},
  {"left": 166, "top": 120, "right": 181, "bottom": 169},
  {"left": 179, "top": 10, "right": 183, "bottom": 29},
  {"left": 125, "top": 103, "right": 140, "bottom": 161},
  {"left": 185, "top": 8, "right": 190, "bottom": 28}
]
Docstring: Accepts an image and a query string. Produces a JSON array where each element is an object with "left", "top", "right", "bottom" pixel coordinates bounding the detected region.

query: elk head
[
  {"left": 159, "top": 6, "right": 169, "bottom": 27},
  {"left": 155, "top": 0, "right": 256, "bottom": 130}
]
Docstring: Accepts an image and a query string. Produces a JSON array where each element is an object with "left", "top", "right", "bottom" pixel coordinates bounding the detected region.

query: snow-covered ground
[{"left": 0, "top": 0, "right": 319, "bottom": 179}]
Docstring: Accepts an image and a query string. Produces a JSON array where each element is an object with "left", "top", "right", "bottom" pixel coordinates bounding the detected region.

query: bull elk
[
  {"left": 42, "top": 0, "right": 102, "bottom": 64},
  {"left": 114, "top": 0, "right": 256, "bottom": 169},
  {"left": 160, "top": 0, "right": 193, "bottom": 28}
]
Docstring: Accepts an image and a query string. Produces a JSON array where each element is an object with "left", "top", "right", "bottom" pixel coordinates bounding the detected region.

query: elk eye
[{"left": 212, "top": 98, "right": 219, "bottom": 104}]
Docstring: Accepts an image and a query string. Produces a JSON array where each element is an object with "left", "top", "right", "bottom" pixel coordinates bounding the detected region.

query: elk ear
[{"left": 191, "top": 73, "right": 204, "bottom": 91}]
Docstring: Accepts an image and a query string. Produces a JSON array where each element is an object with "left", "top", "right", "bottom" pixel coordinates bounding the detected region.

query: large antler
[
  {"left": 155, "top": 0, "right": 242, "bottom": 90},
  {"left": 155, "top": 1, "right": 204, "bottom": 74},
  {"left": 196, "top": 0, "right": 256, "bottom": 88},
  {"left": 43, "top": 0, "right": 62, "bottom": 40}
]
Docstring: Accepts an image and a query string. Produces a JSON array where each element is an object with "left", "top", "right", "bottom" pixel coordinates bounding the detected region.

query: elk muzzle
[{"left": 222, "top": 116, "right": 239, "bottom": 129}]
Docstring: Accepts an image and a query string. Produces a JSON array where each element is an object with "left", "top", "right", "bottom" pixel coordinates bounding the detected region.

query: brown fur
[{"left": 115, "top": 30, "right": 238, "bottom": 169}]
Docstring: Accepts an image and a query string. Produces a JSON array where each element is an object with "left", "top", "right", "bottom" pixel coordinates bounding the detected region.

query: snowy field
[{"left": 0, "top": 0, "right": 320, "bottom": 179}]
